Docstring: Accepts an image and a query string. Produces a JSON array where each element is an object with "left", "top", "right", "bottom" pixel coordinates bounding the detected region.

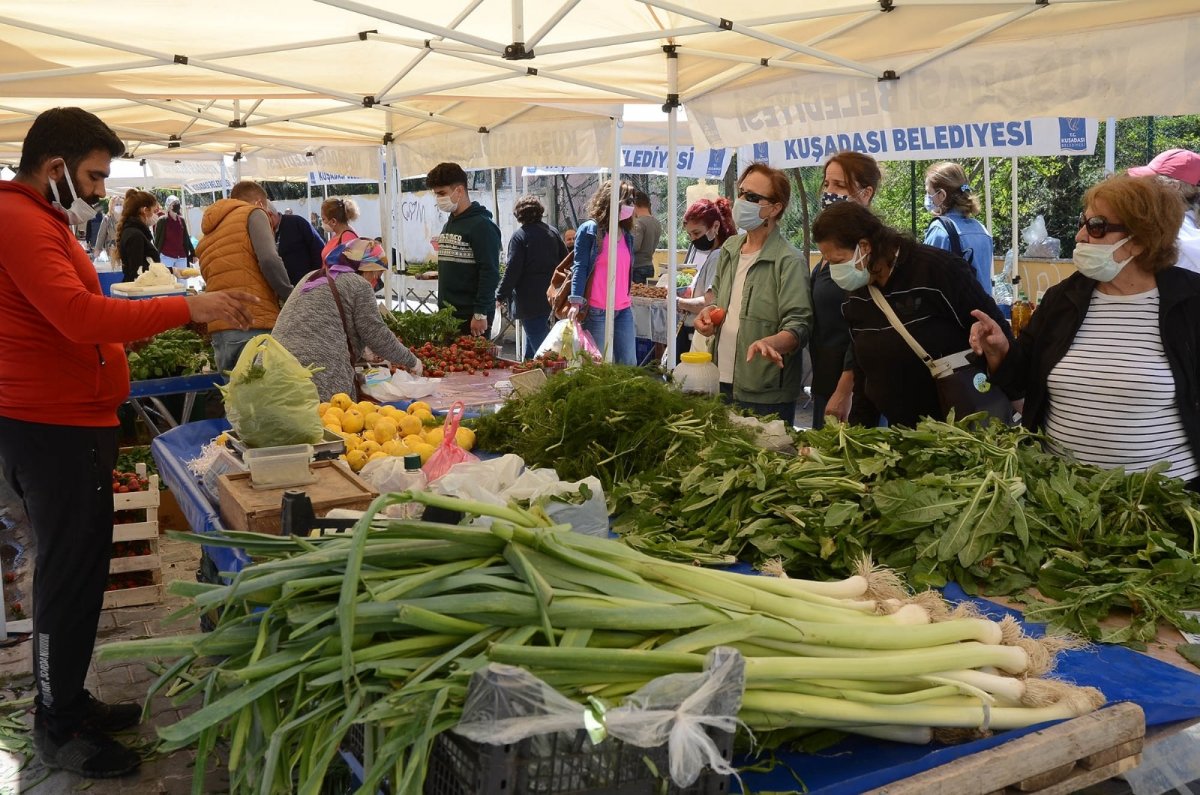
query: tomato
[{"left": 708, "top": 307, "right": 726, "bottom": 326}]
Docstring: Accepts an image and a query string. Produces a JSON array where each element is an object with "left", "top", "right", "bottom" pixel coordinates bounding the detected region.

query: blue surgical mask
[
  {"left": 821, "top": 191, "right": 850, "bottom": 209},
  {"left": 923, "top": 193, "right": 937, "bottom": 213},
  {"left": 734, "top": 197, "right": 765, "bottom": 232},
  {"left": 829, "top": 244, "right": 869, "bottom": 291}
]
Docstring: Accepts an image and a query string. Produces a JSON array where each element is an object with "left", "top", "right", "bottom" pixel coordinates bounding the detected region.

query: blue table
[{"left": 127, "top": 372, "right": 225, "bottom": 437}]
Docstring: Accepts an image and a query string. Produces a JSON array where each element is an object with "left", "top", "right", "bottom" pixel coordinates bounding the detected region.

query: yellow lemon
[
  {"left": 379, "top": 404, "right": 402, "bottom": 419},
  {"left": 368, "top": 451, "right": 389, "bottom": 463},
  {"left": 381, "top": 440, "right": 409, "bottom": 456},
  {"left": 215, "top": 432, "right": 231, "bottom": 446},
  {"left": 406, "top": 401, "right": 432, "bottom": 415},
  {"left": 323, "top": 422, "right": 342, "bottom": 435},
  {"left": 396, "top": 413, "right": 423, "bottom": 438},
  {"left": 323, "top": 406, "right": 344, "bottom": 422},
  {"left": 424, "top": 426, "right": 445, "bottom": 447},
  {"left": 373, "top": 418, "right": 399, "bottom": 444},
  {"left": 363, "top": 412, "right": 381, "bottom": 431},
  {"left": 403, "top": 434, "right": 426, "bottom": 449},
  {"left": 340, "top": 409, "right": 365, "bottom": 434},
  {"left": 330, "top": 392, "right": 354, "bottom": 411},
  {"left": 412, "top": 442, "right": 436, "bottom": 464},
  {"left": 359, "top": 440, "right": 382, "bottom": 456},
  {"left": 345, "top": 449, "right": 368, "bottom": 472},
  {"left": 340, "top": 434, "right": 361, "bottom": 452},
  {"left": 454, "top": 426, "right": 476, "bottom": 451},
  {"left": 317, "top": 402, "right": 331, "bottom": 416},
  {"left": 356, "top": 401, "right": 379, "bottom": 415},
  {"left": 412, "top": 408, "right": 436, "bottom": 425}
]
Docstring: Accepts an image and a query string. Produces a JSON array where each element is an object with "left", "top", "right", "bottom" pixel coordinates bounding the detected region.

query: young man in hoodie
[
  {"left": 427, "top": 162, "right": 501, "bottom": 337},
  {"left": 0, "top": 106, "right": 256, "bottom": 778}
]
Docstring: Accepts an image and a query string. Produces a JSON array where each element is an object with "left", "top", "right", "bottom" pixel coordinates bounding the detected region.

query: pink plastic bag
[{"left": 423, "top": 401, "right": 480, "bottom": 483}]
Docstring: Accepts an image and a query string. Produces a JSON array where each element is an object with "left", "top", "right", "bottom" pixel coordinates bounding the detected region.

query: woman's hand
[
  {"left": 694, "top": 306, "right": 718, "bottom": 337},
  {"left": 969, "top": 309, "right": 1010, "bottom": 371},
  {"left": 747, "top": 338, "right": 784, "bottom": 368},
  {"left": 825, "top": 387, "right": 852, "bottom": 422},
  {"left": 409, "top": 360, "right": 424, "bottom": 377},
  {"left": 185, "top": 290, "right": 258, "bottom": 328}
]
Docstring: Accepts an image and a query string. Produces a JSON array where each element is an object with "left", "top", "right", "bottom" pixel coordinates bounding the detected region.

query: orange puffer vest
[{"left": 196, "top": 199, "right": 281, "bottom": 333}]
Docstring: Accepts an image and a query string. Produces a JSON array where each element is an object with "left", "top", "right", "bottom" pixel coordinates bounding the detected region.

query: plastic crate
[{"left": 421, "top": 727, "right": 732, "bottom": 795}]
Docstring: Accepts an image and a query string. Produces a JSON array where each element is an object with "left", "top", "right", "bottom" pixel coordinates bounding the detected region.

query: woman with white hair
[{"left": 153, "top": 195, "right": 195, "bottom": 269}]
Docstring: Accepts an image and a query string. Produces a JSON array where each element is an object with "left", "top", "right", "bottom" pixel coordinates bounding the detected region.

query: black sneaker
[
  {"left": 33, "top": 719, "right": 141, "bottom": 778},
  {"left": 79, "top": 691, "right": 141, "bottom": 733}
]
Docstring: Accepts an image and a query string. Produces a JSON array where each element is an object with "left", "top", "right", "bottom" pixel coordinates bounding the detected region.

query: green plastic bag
[{"left": 221, "top": 334, "right": 324, "bottom": 448}]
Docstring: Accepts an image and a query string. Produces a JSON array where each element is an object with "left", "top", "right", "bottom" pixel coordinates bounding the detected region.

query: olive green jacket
[{"left": 709, "top": 228, "right": 813, "bottom": 404}]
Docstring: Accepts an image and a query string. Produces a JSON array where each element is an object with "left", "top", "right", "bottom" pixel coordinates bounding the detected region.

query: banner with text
[
  {"left": 736, "top": 117, "right": 1096, "bottom": 169},
  {"left": 522, "top": 144, "right": 731, "bottom": 179}
]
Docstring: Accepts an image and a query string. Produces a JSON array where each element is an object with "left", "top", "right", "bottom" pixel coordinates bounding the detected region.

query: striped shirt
[{"left": 1045, "top": 288, "right": 1198, "bottom": 481}]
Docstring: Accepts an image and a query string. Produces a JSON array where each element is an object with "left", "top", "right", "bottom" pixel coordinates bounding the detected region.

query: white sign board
[
  {"left": 736, "top": 117, "right": 1097, "bottom": 168},
  {"left": 523, "top": 145, "right": 731, "bottom": 179}
]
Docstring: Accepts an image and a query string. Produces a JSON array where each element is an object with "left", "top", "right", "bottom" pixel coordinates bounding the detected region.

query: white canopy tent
[{"left": 1, "top": 0, "right": 1197, "bottom": 361}]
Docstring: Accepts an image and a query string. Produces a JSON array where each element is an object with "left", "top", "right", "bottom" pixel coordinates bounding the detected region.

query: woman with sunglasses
[
  {"left": 970, "top": 174, "right": 1200, "bottom": 485},
  {"left": 320, "top": 197, "right": 360, "bottom": 262},
  {"left": 812, "top": 200, "right": 1010, "bottom": 428},
  {"left": 569, "top": 180, "right": 637, "bottom": 365},
  {"left": 809, "top": 151, "right": 881, "bottom": 428},
  {"left": 694, "top": 163, "right": 812, "bottom": 424}
]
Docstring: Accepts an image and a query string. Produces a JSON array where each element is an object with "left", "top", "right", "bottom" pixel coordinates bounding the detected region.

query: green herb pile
[
  {"left": 613, "top": 416, "right": 1200, "bottom": 644},
  {"left": 115, "top": 445, "right": 160, "bottom": 480},
  {"left": 472, "top": 362, "right": 749, "bottom": 491},
  {"left": 382, "top": 304, "right": 463, "bottom": 346},
  {"left": 126, "top": 328, "right": 212, "bottom": 381}
]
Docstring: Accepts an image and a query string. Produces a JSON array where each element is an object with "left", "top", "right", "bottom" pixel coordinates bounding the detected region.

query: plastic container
[
  {"left": 243, "top": 443, "right": 315, "bottom": 489},
  {"left": 674, "top": 351, "right": 720, "bottom": 396},
  {"left": 396, "top": 454, "right": 427, "bottom": 519}
]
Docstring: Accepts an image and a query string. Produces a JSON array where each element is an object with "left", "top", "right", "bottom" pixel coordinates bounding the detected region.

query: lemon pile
[{"left": 317, "top": 394, "right": 475, "bottom": 473}]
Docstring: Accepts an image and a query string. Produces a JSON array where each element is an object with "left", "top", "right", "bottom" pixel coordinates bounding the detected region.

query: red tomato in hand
[{"left": 709, "top": 307, "right": 726, "bottom": 326}]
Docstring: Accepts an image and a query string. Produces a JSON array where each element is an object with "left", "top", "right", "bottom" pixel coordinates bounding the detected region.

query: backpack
[
  {"left": 933, "top": 216, "right": 975, "bottom": 266},
  {"left": 546, "top": 250, "right": 580, "bottom": 321}
]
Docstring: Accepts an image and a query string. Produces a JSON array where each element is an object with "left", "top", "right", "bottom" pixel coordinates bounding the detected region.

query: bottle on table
[
  {"left": 1010, "top": 275, "right": 1033, "bottom": 338},
  {"left": 396, "top": 454, "right": 427, "bottom": 519}
]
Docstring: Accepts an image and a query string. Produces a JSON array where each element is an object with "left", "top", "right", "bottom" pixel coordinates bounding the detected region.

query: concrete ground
[{"left": 0, "top": 480, "right": 229, "bottom": 795}]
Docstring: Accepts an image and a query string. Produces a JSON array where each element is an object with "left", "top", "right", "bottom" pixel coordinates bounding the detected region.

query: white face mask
[
  {"left": 48, "top": 161, "right": 97, "bottom": 226},
  {"left": 733, "top": 197, "right": 765, "bottom": 232},
  {"left": 1073, "top": 237, "right": 1133, "bottom": 283},
  {"left": 829, "top": 244, "right": 870, "bottom": 291},
  {"left": 435, "top": 192, "right": 457, "bottom": 214}
]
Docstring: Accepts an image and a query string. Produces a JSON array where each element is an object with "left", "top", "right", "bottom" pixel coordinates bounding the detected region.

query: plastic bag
[
  {"left": 534, "top": 310, "right": 602, "bottom": 362},
  {"left": 221, "top": 334, "right": 324, "bottom": 448},
  {"left": 454, "top": 647, "right": 746, "bottom": 788},
  {"left": 423, "top": 401, "right": 480, "bottom": 482},
  {"left": 1021, "top": 214, "right": 1061, "bottom": 259}
]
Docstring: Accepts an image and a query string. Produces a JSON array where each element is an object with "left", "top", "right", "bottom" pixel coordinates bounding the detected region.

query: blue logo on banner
[
  {"left": 752, "top": 142, "right": 769, "bottom": 161},
  {"left": 1058, "top": 118, "right": 1088, "bottom": 151},
  {"left": 706, "top": 149, "right": 726, "bottom": 177}
]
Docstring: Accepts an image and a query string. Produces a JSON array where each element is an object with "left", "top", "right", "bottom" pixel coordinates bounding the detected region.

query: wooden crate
[
  {"left": 218, "top": 461, "right": 378, "bottom": 535},
  {"left": 867, "top": 702, "right": 1145, "bottom": 795},
  {"left": 105, "top": 472, "right": 163, "bottom": 609},
  {"left": 102, "top": 568, "right": 162, "bottom": 610}
]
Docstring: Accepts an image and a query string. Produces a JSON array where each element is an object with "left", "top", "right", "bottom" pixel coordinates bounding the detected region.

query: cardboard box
[{"left": 217, "top": 461, "right": 378, "bottom": 535}]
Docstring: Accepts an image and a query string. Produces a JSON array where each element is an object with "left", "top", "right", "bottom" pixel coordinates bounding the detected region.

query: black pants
[
  {"left": 0, "top": 417, "right": 118, "bottom": 730},
  {"left": 631, "top": 266, "right": 655, "bottom": 285}
]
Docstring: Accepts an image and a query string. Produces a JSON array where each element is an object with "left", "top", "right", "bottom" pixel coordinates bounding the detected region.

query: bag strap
[
  {"left": 867, "top": 285, "right": 950, "bottom": 377},
  {"left": 934, "top": 216, "right": 964, "bottom": 258},
  {"left": 323, "top": 270, "right": 361, "bottom": 393}
]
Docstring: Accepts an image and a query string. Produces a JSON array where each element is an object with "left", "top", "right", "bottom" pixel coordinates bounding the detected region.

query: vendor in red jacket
[{"left": 0, "top": 107, "right": 257, "bottom": 779}]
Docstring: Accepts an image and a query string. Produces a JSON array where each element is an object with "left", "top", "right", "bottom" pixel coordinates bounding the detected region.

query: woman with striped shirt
[{"left": 970, "top": 175, "right": 1200, "bottom": 485}]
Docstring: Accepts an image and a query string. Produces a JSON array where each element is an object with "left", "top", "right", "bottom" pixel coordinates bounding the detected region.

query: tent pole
[
  {"left": 1010, "top": 157, "right": 1019, "bottom": 286},
  {"left": 605, "top": 117, "right": 623, "bottom": 363},
  {"left": 219, "top": 158, "right": 229, "bottom": 199},
  {"left": 666, "top": 46, "right": 679, "bottom": 368},
  {"left": 378, "top": 139, "right": 391, "bottom": 311},
  {"left": 1105, "top": 117, "right": 1117, "bottom": 175},
  {"left": 983, "top": 156, "right": 993, "bottom": 235},
  {"left": 393, "top": 143, "right": 408, "bottom": 312}
]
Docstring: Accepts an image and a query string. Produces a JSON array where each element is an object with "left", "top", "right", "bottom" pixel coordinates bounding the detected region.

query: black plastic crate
[{"left": 421, "top": 727, "right": 732, "bottom": 795}]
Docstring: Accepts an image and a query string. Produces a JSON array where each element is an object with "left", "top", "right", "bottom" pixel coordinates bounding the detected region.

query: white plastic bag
[
  {"left": 535, "top": 313, "right": 602, "bottom": 361},
  {"left": 1021, "top": 214, "right": 1060, "bottom": 259},
  {"left": 454, "top": 647, "right": 745, "bottom": 788}
]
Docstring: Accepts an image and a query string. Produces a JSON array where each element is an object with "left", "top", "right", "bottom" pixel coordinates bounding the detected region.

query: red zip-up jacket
[{"left": 0, "top": 181, "right": 191, "bottom": 426}]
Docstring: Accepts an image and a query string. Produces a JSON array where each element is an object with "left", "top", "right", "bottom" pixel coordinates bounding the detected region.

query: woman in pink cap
[{"left": 1129, "top": 149, "right": 1200, "bottom": 273}]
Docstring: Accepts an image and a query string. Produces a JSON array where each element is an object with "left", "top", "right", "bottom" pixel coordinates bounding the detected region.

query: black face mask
[{"left": 692, "top": 234, "right": 716, "bottom": 251}]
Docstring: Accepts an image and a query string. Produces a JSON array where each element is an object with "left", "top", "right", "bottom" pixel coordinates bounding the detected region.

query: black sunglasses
[
  {"left": 1078, "top": 212, "right": 1128, "bottom": 239},
  {"left": 737, "top": 188, "right": 776, "bottom": 204}
]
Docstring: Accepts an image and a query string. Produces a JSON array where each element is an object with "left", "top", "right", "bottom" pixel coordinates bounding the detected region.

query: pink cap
[{"left": 1128, "top": 148, "right": 1200, "bottom": 185}]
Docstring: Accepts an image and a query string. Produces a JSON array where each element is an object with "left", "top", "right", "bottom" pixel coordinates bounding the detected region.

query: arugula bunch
[
  {"left": 613, "top": 416, "right": 1200, "bottom": 644},
  {"left": 382, "top": 304, "right": 463, "bottom": 346},
  {"left": 126, "top": 328, "right": 212, "bottom": 382}
]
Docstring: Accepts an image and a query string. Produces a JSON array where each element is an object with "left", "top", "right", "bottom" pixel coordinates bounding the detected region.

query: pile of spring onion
[{"left": 99, "top": 491, "right": 1104, "bottom": 794}]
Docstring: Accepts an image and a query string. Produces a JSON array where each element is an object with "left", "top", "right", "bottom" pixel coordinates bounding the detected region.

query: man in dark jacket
[
  {"left": 427, "top": 162, "right": 501, "bottom": 336},
  {"left": 273, "top": 209, "right": 325, "bottom": 284},
  {"left": 496, "top": 195, "right": 567, "bottom": 359}
]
